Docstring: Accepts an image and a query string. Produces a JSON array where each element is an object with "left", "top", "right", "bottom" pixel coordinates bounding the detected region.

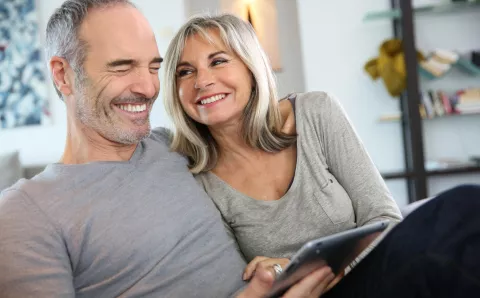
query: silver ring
[{"left": 272, "top": 264, "right": 283, "bottom": 277}]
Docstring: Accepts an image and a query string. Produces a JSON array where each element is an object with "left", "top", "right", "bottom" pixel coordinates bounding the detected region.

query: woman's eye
[
  {"left": 212, "top": 59, "right": 228, "bottom": 66},
  {"left": 177, "top": 69, "right": 193, "bottom": 77},
  {"left": 177, "top": 69, "right": 190, "bottom": 77}
]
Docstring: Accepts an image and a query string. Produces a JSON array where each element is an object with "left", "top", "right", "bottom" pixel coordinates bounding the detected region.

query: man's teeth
[
  {"left": 118, "top": 104, "right": 147, "bottom": 113},
  {"left": 200, "top": 94, "right": 226, "bottom": 105}
]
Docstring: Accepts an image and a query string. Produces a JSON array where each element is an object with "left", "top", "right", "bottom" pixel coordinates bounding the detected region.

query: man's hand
[
  {"left": 237, "top": 266, "right": 334, "bottom": 298},
  {"left": 243, "top": 256, "right": 290, "bottom": 281}
]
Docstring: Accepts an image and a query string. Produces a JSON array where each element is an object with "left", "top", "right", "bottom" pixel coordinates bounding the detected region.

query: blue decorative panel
[{"left": 0, "top": 0, "right": 50, "bottom": 129}]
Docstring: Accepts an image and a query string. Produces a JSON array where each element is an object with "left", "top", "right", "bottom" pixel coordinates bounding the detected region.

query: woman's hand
[
  {"left": 243, "top": 256, "right": 290, "bottom": 281},
  {"left": 324, "top": 269, "right": 345, "bottom": 293},
  {"left": 237, "top": 266, "right": 334, "bottom": 298}
]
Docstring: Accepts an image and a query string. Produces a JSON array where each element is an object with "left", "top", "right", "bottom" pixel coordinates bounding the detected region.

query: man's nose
[{"left": 131, "top": 68, "right": 158, "bottom": 99}]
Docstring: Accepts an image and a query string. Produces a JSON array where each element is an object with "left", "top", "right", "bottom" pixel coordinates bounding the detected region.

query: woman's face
[{"left": 175, "top": 29, "right": 253, "bottom": 128}]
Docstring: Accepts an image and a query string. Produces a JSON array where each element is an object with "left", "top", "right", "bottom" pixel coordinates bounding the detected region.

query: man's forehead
[{"left": 79, "top": 4, "right": 159, "bottom": 59}]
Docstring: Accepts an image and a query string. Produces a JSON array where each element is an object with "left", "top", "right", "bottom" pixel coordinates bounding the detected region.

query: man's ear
[{"left": 50, "top": 56, "right": 74, "bottom": 96}]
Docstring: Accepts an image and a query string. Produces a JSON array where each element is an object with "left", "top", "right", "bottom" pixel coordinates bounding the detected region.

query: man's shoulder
[
  {"left": 0, "top": 164, "right": 99, "bottom": 219},
  {"left": 0, "top": 180, "right": 48, "bottom": 224},
  {"left": 147, "top": 127, "right": 189, "bottom": 162},
  {"left": 149, "top": 127, "right": 173, "bottom": 146},
  {"left": 0, "top": 184, "right": 27, "bottom": 205},
  {"left": 0, "top": 170, "right": 59, "bottom": 211}
]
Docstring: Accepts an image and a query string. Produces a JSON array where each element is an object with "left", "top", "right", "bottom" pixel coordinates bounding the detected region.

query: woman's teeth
[
  {"left": 118, "top": 104, "right": 147, "bottom": 112},
  {"left": 200, "top": 94, "right": 226, "bottom": 105}
]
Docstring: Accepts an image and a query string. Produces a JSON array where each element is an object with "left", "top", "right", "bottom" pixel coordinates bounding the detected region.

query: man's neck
[{"left": 61, "top": 120, "right": 138, "bottom": 165}]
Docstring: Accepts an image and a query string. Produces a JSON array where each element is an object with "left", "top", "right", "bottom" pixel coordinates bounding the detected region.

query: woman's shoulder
[
  {"left": 279, "top": 91, "right": 337, "bottom": 134},
  {"left": 295, "top": 91, "right": 336, "bottom": 108},
  {"left": 290, "top": 91, "right": 343, "bottom": 119}
]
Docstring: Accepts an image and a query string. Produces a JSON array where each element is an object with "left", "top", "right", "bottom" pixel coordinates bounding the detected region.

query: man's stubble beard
[{"left": 74, "top": 71, "right": 151, "bottom": 145}]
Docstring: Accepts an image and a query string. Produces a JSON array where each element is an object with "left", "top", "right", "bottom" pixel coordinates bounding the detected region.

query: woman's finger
[
  {"left": 245, "top": 258, "right": 290, "bottom": 281},
  {"left": 236, "top": 268, "right": 275, "bottom": 298},
  {"left": 323, "top": 271, "right": 345, "bottom": 293},
  {"left": 311, "top": 272, "right": 336, "bottom": 297},
  {"left": 257, "top": 258, "right": 290, "bottom": 280},
  {"left": 282, "top": 266, "right": 334, "bottom": 298},
  {"left": 243, "top": 256, "right": 269, "bottom": 280}
]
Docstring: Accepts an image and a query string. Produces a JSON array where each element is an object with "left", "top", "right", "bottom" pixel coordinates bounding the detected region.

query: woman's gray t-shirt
[{"left": 195, "top": 91, "right": 402, "bottom": 262}]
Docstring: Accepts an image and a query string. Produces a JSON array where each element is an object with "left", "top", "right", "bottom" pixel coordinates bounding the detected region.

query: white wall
[
  {"left": 185, "top": 0, "right": 221, "bottom": 16},
  {"left": 296, "top": 0, "right": 480, "bottom": 206},
  {"left": 0, "top": 0, "right": 184, "bottom": 166},
  {"left": 274, "top": 0, "right": 306, "bottom": 97},
  {"left": 185, "top": 0, "right": 306, "bottom": 98}
]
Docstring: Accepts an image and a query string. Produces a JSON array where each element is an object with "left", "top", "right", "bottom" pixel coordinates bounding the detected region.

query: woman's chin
[{"left": 196, "top": 116, "right": 237, "bottom": 129}]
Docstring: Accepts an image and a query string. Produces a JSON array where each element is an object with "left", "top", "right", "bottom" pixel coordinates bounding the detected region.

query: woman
[{"left": 163, "top": 14, "right": 480, "bottom": 297}]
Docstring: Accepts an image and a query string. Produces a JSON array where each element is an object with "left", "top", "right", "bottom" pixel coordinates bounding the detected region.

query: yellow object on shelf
[{"left": 364, "top": 39, "right": 425, "bottom": 97}]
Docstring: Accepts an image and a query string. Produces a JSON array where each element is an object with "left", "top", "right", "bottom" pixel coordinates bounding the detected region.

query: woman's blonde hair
[{"left": 163, "top": 13, "right": 296, "bottom": 173}]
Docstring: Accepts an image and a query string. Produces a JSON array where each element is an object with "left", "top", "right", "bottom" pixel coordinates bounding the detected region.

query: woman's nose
[{"left": 194, "top": 68, "right": 215, "bottom": 89}]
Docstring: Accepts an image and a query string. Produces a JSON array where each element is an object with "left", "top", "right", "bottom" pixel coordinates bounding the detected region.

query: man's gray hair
[{"left": 45, "top": 0, "right": 135, "bottom": 98}]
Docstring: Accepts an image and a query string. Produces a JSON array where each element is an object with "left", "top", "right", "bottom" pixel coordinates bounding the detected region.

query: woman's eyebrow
[
  {"left": 176, "top": 51, "right": 228, "bottom": 69},
  {"left": 208, "top": 51, "right": 227, "bottom": 59},
  {"left": 176, "top": 61, "right": 192, "bottom": 69}
]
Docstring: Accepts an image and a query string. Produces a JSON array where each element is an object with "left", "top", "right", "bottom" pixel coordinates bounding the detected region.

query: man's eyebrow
[
  {"left": 106, "top": 59, "right": 135, "bottom": 68},
  {"left": 151, "top": 57, "right": 163, "bottom": 64},
  {"left": 106, "top": 57, "right": 163, "bottom": 68}
]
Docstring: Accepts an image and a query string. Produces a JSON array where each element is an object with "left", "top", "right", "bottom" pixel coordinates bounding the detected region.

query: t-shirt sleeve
[
  {"left": 0, "top": 189, "right": 75, "bottom": 297},
  {"left": 303, "top": 91, "right": 402, "bottom": 225}
]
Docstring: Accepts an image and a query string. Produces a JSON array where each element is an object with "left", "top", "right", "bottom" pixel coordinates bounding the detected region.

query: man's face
[{"left": 72, "top": 4, "right": 162, "bottom": 144}]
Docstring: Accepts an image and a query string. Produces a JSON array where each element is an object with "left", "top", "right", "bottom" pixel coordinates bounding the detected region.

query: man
[{"left": 0, "top": 1, "right": 332, "bottom": 297}]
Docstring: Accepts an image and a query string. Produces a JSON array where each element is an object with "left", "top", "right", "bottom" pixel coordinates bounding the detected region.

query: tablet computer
[{"left": 266, "top": 220, "right": 390, "bottom": 298}]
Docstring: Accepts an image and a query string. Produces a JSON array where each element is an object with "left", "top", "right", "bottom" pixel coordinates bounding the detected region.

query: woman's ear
[{"left": 50, "top": 56, "right": 74, "bottom": 97}]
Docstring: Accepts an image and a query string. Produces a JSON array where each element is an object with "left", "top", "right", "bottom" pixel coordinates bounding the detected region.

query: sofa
[{"left": 0, "top": 151, "right": 45, "bottom": 191}]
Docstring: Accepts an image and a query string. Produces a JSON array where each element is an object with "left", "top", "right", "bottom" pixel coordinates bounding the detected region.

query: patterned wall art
[{"left": 0, "top": 0, "right": 50, "bottom": 129}]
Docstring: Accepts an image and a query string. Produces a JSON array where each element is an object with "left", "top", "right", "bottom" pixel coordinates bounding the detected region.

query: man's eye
[
  {"left": 114, "top": 68, "right": 129, "bottom": 73},
  {"left": 150, "top": 67, "right": 160, "bottom": 74}
]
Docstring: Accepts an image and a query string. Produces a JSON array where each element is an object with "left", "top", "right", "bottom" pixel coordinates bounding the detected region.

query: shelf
[
  {"left": 382, "top": 165, "right": 480, "bottom": 180},
  {"left": 378, "top": 110, "right": 480, "bottom": 122},
  {"left": 456, "top": 58, "right": 480, "bottom": 76},
  {"left": 420, "top": 57, "right": 480, "bottom": 80},
  {"left": 364, "top": 1, "right": 480, "bottom": 21},
  {"left": 382, "top": 171, "right": 415, "bottom": 179},
  {"left": 428, "top": 165, "right": 480, "bottom": 177}
]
